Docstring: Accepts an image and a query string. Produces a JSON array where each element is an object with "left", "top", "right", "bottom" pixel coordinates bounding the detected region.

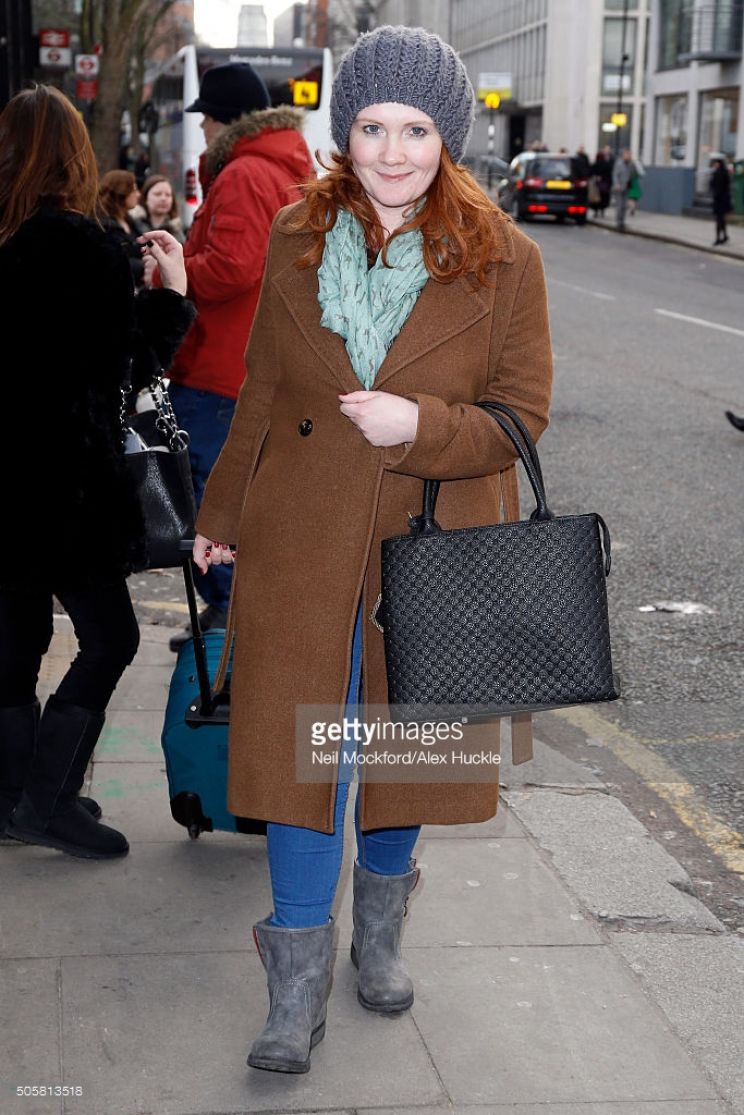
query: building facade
[
  {"left": 375, "top": 0, "right": 450, "bottom": 39},
  {"left": 274, "top": 2, "right": 307, "bottom": 46},
  {"left": 449, "top": 0, "right": 650, "bottom": 162},
  {"left": 644, "top": 0, "right": 743, "bottom": 209},
  {"left": 238, "top": 3, "right": 268, "bottom": 46}
]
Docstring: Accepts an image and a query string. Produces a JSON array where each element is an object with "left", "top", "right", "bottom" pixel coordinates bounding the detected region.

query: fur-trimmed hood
[{"left": 201, "top": 106, "right": 307, "bottom": 186}]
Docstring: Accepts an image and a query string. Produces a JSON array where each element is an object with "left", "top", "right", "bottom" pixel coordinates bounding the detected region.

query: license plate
[{"left": 547, "top": 180, "right": 570, "bottom": 189}]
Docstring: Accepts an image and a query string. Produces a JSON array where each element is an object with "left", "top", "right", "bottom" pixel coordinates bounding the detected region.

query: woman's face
[
  {"left": 348, "top": 102, "right": 442, "bottom": 233},
  {"left": 126, "top": 187, "right": 139, "bottom": 210},
  {"left": 146, "top": 181, "right": 173, "bottom": 218}
]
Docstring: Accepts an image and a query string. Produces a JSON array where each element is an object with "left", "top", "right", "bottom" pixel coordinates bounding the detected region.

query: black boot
[
  {"left": 0, "top": 701, "right": 102, "bottom": 836},
  {"left": 725, "top": 411, "right": 744, "bottom": 432},
  {"left": 7, "top": 696, "right": 128, "bottom": 859},
  {"left": 0, "top": 701, "right": 40, "bottom": 833}
]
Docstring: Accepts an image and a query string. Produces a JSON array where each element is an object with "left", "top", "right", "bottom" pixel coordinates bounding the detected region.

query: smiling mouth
[{"left": 378, "top": 172, "right": 412, "bottom": 182}]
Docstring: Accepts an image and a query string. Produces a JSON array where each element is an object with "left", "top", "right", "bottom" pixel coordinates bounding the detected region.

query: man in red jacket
[{"left": 161, "top": 63, "right": 314, "bottom": 649}]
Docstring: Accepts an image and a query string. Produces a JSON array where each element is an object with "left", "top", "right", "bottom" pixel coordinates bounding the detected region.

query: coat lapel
[
  {"left": 272, "top": 213, "right": 515, "bottom": 395},
  {"left": 272, "top": 258, "right": 361, "bottom": 395},
  {"left": 371, "top": 275, "right": 490, "bottom": 390}
]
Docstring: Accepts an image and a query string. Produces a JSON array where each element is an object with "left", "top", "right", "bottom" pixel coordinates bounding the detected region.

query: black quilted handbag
[
  {"left": 379, "top": 401, "right": 620, "bottom": 720},
  {"left": 122, "top": 379, "right": 196, "bottom": 570}
]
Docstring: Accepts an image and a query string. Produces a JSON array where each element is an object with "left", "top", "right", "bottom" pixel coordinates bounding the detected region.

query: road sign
[
  {"left": 292, "top": 80, "right": 319, "bottom": 106},
  {"left": 485, "top": 93, "right": 501, "bottom": 110},
  {"left": 75, "top": 79, "right": 99, "bottom": 102},
  {"left": 39, "top": 28, "right": 70, "bottom": 48},
  {"left": 478, "top": 72, "right": 512, "bottom": 102},
  {"left": 611, "top": 112, "right": 628, "bottom": 127},
  {"left": 75, "top": 54, "right": 100, "bottom": 77},
  {"left": 40, "top": 46, "right": 72, "bottom": 68}
]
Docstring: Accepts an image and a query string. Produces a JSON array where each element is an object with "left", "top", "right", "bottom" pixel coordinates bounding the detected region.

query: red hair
[
  {"left": 291, "top": 147, "right": 505, "bottom": 284},
  {"left": 0, "top": 85, "right": 99, "bottom": 245}
]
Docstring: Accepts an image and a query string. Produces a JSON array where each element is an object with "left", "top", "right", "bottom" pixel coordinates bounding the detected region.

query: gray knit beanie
[{"left": 330, "top": 25, "right": 475, "bottom": 164}]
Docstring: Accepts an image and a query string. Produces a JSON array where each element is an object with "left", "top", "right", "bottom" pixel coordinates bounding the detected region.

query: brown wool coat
[{"left": 196, "top": 200, "right": 553, "bottom": 833}]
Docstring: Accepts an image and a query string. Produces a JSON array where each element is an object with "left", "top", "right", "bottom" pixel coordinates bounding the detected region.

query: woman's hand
[
  {"left": 338, "top": 390, "right": 419, "bottom": 447},
  {"left": 136, "top": 229, "right": 187, "bottom": 296},
  {"left": 193, "top": 533, "right": 235, "bottom": 575}
]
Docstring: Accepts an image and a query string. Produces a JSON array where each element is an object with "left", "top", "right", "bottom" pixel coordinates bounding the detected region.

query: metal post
[
  {"left": 615, "top": 0, "right": 630, "bottom": 155},
  {"left": 487, "top": 106, "right": 495, "bottom": 190}
]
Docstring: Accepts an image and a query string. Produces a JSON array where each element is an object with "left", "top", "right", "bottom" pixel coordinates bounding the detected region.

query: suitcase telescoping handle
[{"left": 179, "top": 539, "right": 214, "bottom": 716}]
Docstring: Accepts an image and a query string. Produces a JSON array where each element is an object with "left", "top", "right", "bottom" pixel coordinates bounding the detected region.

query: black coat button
[{"left": 298, "top": 419, "right": 313, "bottom": 436}]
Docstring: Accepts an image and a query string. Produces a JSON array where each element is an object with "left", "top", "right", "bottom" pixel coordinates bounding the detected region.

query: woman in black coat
[
  {"left": 710, "top": 158, "right": 732, "bottom": 245},
  {"left": 590, "top": 151, "right": 612, "bottom": 217},
  {"left": 0, "top": 85, "right": 196, "bottom": 860}
]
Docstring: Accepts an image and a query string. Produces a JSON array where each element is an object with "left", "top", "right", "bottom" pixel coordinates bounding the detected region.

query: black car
[{"left": 499, "top": 153, "right": 588, "bottom": 225}]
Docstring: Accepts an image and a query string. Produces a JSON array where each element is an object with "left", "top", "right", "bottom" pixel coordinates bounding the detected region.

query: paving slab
[
  {"left": 86, "top": 760, "right": 179, "bottom": 843},
  {"left": 107, "top": 663, "right": 174, "bottom": 713},
  {"left": 615, "top": 933, "right": 744, "bottom": 1114},
  {"left": 0, "top": 840, "right": 270, "bottom": 959},
  {"left": 335, "top": 837, "right": 599, "bottom": 950},
  {"left": 421, "top": 803, "right": 524, "bottom": 839},
  {"left": 95, "top": 709, "right": 165, "bottom": 764},
  {"left": 360, "top": 1103, "right": 728, "bottom": 1115},
  {"left": 406, "top": 945, "right": 719, "bottom": 1106},
  {"left": 60, "top": 951, "right": 445, "bottom": 1115},
  {"left": 500, "top": 736, "right": 606, "bottom": 790},
  {"left": 504, "top": 789, "right": 724, "bottom": 932},
  {"left": 0, "top": 959, "right": 62, "bottom": 1115}
]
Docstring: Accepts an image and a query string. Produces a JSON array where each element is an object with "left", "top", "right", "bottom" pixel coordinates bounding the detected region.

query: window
[
  {"left": 654, "top": 94, "right": 687, "bottom": 164},
  {"left": 658, "top": 0, "right": 690, "bottom": 69},
  {"left": 602, "top": 16, "right": 637, "bottom": 95}
]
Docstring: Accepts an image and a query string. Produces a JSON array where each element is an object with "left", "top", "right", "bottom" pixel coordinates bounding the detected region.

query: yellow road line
[{"left": 555, "top": 706, "right": 744, "bottom": 875}]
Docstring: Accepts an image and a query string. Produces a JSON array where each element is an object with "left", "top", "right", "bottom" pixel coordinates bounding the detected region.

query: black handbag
[
  {"left": 122, "top": 379, "right": 196, "bottom": 570},
  {"left": 378, "top": 401, "right": 620, "bottom": 720}
]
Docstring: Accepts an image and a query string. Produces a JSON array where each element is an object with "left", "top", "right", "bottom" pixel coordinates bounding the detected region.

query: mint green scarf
[{"left": 317, "top": 208, "right": 429, "bottom": 389}]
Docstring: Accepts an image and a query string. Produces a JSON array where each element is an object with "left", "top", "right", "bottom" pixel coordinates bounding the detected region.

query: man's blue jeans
[
  {"left": 168, "top": 383, "right": 235, "bottom": 611},
  {"left": 267, "top": 606, "right": 421, "bottom": 928}
]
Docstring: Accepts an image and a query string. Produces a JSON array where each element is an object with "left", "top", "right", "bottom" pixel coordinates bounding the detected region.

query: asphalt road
[
  {"left": 129, "top": 219, "right": 744, "bottom": 927},
  {"left": 523, "top": 217, "right": 744, "bottom": 930}
]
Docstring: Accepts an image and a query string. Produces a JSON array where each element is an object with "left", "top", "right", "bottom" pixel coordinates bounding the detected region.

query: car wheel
[{"left": 576, "top": 214, "right": 587, "bottom": 226}]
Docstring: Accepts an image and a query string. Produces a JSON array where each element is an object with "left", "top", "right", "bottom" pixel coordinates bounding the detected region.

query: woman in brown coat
[{"left": 194, "top": 26, "right": 553, "bottom": 1074}]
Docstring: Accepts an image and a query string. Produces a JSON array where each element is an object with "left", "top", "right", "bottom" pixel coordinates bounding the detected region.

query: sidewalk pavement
[
  {"left": 3, "top": 615, "right": 744, "bottom": 1115},
  {"left": 587, "top": 207, "right": 744, "bottom": 260}
]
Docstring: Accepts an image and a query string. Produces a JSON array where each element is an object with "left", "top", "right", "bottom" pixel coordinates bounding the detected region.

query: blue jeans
[
  {"left": 168, "top": 383, "right": 235, "bottom": 611},
  {"left": 267, "top": 606, "right": 421, "bottom": 928}
]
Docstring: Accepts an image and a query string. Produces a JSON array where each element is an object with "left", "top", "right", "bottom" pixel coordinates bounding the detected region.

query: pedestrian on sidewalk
[
  {"left": 192, "top": 24, "right": 553, "bottom": 1075},
  {"left": 99, "top": 169, "right": 146, "bottom": 288},
  {"left": 589, "top": 150, "right": 611, "bottom": 218},
  {"left": 710, "top": 157, "right": 732, "bottom": 245},
  {"left": 0, "top": 85, "right": 195, "bottom": 860},
  {"left": 130, "top": 173, "right": 185, "bottom": 244},
  {"left": 147, "top": 61, "right": 314, "bottom": 651},
  {"left": 612, "top": 148, "right": 638, "bottom": 232},
  {"left": 574, "top": 145, "right": 591, "bottom": 178},
  {"left": 627, "top": 157, "right": 644, "bottom": 216}
]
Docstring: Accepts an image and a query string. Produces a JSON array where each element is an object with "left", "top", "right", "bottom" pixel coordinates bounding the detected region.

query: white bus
[{"left": 148, "top": 44, "right": 333, "bottom": 228}]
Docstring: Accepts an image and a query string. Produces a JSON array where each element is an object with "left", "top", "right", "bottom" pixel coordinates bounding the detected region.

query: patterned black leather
[{"left": 380, "top": 403, "right": 619, "bottom": 718}]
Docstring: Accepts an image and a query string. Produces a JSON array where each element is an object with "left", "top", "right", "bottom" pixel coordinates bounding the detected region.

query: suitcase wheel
[{"left": 170, "top": 791, "right": 214, "bottom": 838}]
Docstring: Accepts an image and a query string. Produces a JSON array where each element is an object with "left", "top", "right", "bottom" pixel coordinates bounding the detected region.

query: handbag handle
[
  {"left": 412, "top": 403, "right": 553, "bottom": 537},
  {"left": 410, "top": 403, "right": 612, "bottom": 576}
]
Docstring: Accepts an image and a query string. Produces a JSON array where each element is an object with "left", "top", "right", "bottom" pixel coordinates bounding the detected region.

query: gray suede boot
[
  {"left": 247, "top": 916, "right": 334, "bottom": 1074},
  {"left": 350, "top": 860, "right": 420, "bottom": 1013}
]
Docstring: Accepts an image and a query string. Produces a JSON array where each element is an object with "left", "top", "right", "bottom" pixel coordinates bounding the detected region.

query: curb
[{"left": 587, "top": 218, "right": 744, "bottom": 262}]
